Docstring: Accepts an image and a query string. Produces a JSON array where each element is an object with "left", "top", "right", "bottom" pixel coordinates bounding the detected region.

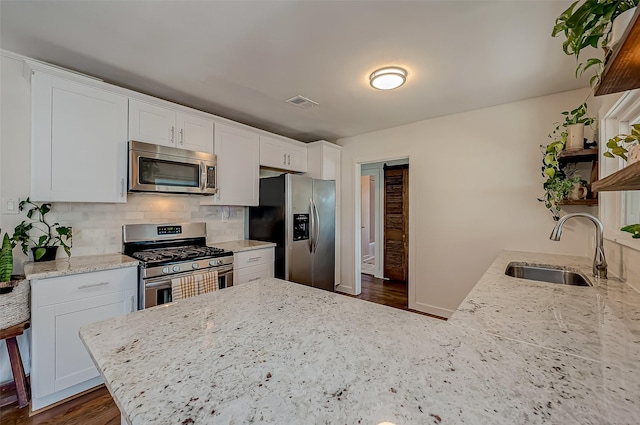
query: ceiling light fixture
[{"left": 369, "top": 67, "right": 407, "bottom": 90}]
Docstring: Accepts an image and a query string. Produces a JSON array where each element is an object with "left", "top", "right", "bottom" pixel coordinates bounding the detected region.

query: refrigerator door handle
[
  {"left": 312, "top": 198, "right": 320, "bottom": 253},
  {"left": 309, "top": 197, "right": 315, "bottom": 253}
]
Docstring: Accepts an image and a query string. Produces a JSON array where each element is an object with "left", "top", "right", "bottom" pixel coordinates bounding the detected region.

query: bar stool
[{"left": 0, "top": 320, "right": 30, "bottom": 408}]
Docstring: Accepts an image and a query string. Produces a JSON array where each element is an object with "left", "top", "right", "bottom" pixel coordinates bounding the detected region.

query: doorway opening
[{"left": 357, "top": 160, "right": 409, "bottom": 310}]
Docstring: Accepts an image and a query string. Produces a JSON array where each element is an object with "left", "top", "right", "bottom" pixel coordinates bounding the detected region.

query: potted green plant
[
  {"left": 552, "top": 0, "right": 638, "bottom": 86},
  {"left": 561, "top": 103, "right": 595, "bottom": 150},
  {"left": 13, "top": 198, "right": 72, "bottom": 262},
  {"left": 539, "top": 109, "right": 591, "bottom": 220},
  {"left": 0, "top": 228, "right": 30, "bottom": 329},
  {"left": 603, "top": 123, "right": 640, "bottom": 162},
  {"left": 0, "top": 230, "right": 15, "bottom": 287}
]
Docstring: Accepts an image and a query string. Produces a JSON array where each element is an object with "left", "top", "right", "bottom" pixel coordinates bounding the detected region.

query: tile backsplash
[
  {"left": 35, "top": 193, "right": 245, "bottom": 258},
  {"left": 604, "top": 239, "right": 640, "bottom": 293}
]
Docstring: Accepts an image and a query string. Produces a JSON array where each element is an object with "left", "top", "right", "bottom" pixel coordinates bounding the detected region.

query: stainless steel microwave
[{"left": 128, "top": 141, "right": 217, "bottom": 195}]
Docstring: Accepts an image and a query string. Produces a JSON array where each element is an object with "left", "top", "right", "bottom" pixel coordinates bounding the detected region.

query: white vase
[
  {"left": 566, "top": 123, "right": 585, "bottom": 150},
  {"left": 610, "top": 7, "right": 637, "bottom": 49},
  {"left": 628, "top": 144, "right": 640, "bottom": 165}
]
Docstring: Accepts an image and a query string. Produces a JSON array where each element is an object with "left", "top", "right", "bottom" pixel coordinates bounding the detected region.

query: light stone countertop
[
  {"left": 24, "top": 253, "right": 139, "bottom": 280},
  {"left": 449, "top": 250, "right": 640, "bottom": 371},
  {"left": 208, "top": 239, "right": 276, "bottom": 253},
  {"left": 80, "top": 250, "right": 640, "bottom": 425}
]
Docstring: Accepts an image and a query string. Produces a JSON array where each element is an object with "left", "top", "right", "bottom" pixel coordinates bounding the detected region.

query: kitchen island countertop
[{"left": 80, "top": 251, "right": 640, "bottom": 424}]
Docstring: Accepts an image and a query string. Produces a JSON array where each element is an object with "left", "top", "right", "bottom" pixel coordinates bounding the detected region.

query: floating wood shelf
[
  {"left": 592, "top": 161, "right": 640, "bottom": 191},
  {"left": 559, "top": 199, "right": 599, "bottom": 206},
  {"left": 558, "top": 148, "right": 599, "bottom": 162},
  {"left": 595, "top": 7, "right": 640, "bottom": 96}
]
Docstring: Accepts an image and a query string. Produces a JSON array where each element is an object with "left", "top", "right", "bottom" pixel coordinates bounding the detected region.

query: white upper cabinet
[
  {"left": 175, "top": 112, "right": 215, "bottom": 153},
  {"left": 201, "top": 123, "right": 260, "bottom": 206},
  {"left": 128, "top": 99, "right": 176, "bottom": 147},
  {"left": 259, "top": 135, "right": 308, "bottom": 172},
  {"left": 305, "top": 140, "right": 341, "bottom": 181},
  {"left": 129, "top": 99, "right": 214, "bottom": 153},
  {"left": 31, "top": 71, "right": 128, "bottom": 203}
]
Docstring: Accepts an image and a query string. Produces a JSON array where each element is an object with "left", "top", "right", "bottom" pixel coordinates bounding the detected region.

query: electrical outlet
[{"left": 2, "top": 197, "right": 20, "bottom": 215}]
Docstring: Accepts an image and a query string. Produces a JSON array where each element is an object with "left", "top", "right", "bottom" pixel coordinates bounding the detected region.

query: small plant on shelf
[
  {"left": 539, "top": 108, "right": 591, "bottom": 220},
  {"left": 12, "top": 198, "right": 72, "bottom": 262},
  {"left": 603, "top": 123, "right": 640, "bottom": 161}
]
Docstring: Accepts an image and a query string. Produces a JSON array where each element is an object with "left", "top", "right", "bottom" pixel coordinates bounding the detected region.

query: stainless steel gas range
[{"left": 123, "top": 222, "right": 233, "bottom": 309}]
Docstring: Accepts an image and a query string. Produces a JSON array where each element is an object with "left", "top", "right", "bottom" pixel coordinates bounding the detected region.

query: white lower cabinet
[
  {"left": 30, "top": 267, "right": 138, "bottom": 411},
  {"left": 234, "top": 248, "right": 274, "bottom": 285}
]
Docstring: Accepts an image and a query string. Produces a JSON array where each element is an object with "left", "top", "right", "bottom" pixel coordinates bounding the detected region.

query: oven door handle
[{"left": 145, "top": 281, "right": 172, "bottom": 289}]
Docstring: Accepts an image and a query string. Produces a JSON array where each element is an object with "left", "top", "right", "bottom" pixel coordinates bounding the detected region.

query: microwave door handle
[{"left": 200, "top": 162, "right": 207, "bottom": 192}]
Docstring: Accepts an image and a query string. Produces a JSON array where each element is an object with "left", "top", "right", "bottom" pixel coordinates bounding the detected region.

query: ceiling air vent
[{"left": 285, "top": 95, "right": 318, "bottom": 109}]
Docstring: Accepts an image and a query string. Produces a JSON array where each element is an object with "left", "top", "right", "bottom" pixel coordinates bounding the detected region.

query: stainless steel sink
[{"left": 505, "top": 262, "right": 591, "bottom": 286}]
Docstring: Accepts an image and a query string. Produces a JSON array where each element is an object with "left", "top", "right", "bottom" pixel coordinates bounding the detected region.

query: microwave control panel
[
  {"left": 206, "top": 165, "right": 216, "bottom": 189},
  {"left": 293, "top": 214, "right": 309, "bottom": 241}
]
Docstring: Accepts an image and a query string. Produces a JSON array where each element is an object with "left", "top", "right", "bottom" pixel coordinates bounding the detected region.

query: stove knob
[
  {"left": 192, "top": 263, "right": 199, "bottom": 270},
  {"left": 217, "top": 259, "right": 223, "bottom": 265},
  {"left": 172, "top": 265, "right": 180, "bottom": 272},
  {"left": 209, "top": 260, "right": 216, "bottom": 266},
  {"left": 162, "top": 267, "right": 170, "bottom": 274}
]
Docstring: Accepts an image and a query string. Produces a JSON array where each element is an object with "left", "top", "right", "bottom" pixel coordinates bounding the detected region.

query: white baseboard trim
[
  {"left": 336, "top": 284, "right": 355, "bottom": 295},
  {"left": 411, "top": 301, "right": 454, "bottom": 319}
]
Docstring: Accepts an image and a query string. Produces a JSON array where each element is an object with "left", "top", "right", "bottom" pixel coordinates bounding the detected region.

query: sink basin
[{"left": 504, "top": 262, "right": 591, "bottom": 286}]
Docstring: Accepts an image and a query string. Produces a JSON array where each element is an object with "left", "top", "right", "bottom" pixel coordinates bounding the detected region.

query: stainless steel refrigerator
[{"left": 249, "top": 174, "right": 335, "bottom": 291}]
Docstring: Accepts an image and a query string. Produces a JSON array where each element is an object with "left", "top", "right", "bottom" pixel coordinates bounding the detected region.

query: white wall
[
  {"left": 0, "top": 53, "right": 245, "bottom": 383},
  {"left": 338, "top": 88, "right": 596, "bottom": 317}
]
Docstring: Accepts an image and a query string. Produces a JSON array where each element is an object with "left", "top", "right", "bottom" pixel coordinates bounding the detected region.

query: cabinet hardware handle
[
  {"left": 287, "top": 154, "right": 291, "bottom": 165},
  {"left": 130, "top": 296, "right": 135, "bottom": 313},
  {"left": 78, "top": 281, "right": 109, "bottom": 290},
  {"left": 283, "top": 153, "right": 287, "bottom": 165},
  {"left": 120, "top": 178, "right": 125, "bottom": 197},
  {"left": 170, "top": 126, "right": 175, "bottom": 143},
  {"left": 247, "top": 257, "right": 261, "bottom": 262},
  {"left": 179, "top": 128, "right": 184, "bottom": 145}
]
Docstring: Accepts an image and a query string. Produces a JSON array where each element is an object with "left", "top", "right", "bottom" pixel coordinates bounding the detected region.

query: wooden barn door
[{"left": 383, "top": 164, "right": 408, "bottom": 282}]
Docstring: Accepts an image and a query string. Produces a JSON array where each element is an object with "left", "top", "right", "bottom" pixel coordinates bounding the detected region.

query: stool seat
[{"left": 0, "top": 319, "right": 30, "bottom": 409}]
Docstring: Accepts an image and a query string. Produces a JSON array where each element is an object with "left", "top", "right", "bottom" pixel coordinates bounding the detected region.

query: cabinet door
[
  {"left": 31, "top": 73, "right": 128, "bottom": 203},
  {"left": 204, "top": 124, "right": 259, "bottom": 206},
  {"left": 259, "top": 136, "right": 287, "bottom": 169},
  {"left": 176, "top": 112, "right": 214, "bottom": 153},
  {"left": 31, "top": 267, "right": 137, "bottom": 407},
  {"left": 128, "top": 99, "right": 176, "bottom": 147},
  {"left": 286, "top": 143, "right": 308, "bottom": 173}
]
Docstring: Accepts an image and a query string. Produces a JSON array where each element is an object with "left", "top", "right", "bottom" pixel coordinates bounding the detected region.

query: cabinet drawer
[
  {"left": 234, "top": 248, "right": 274, "bottom": 269},
  {"left": 33, "top": 267, "right": 138, "bottom": 308},
  {"left": 235, "top": 263, "right": 274, "bottom": 285}
]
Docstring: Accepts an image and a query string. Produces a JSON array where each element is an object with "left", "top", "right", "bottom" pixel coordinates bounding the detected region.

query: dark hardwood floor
[
  {"left": 0, "top": 386, "right": 119, "bottom": 425},
  {"left": 344, "top": 274, "right": 446, "bottom": 320}
]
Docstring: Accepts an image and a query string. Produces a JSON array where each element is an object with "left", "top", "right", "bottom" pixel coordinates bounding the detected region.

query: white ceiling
[{"left": 0, "top": 1, "right": 589, "bottom": 142}]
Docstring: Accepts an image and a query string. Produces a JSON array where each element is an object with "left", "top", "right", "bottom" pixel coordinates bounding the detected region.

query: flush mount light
[{"left": 369, "top": 67, "right": 407, "bottom": 90}]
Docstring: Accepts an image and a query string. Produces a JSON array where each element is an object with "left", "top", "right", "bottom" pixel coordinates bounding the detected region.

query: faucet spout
[{"left": 549, "top": 213, "right": 607, "bottom": 279}]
